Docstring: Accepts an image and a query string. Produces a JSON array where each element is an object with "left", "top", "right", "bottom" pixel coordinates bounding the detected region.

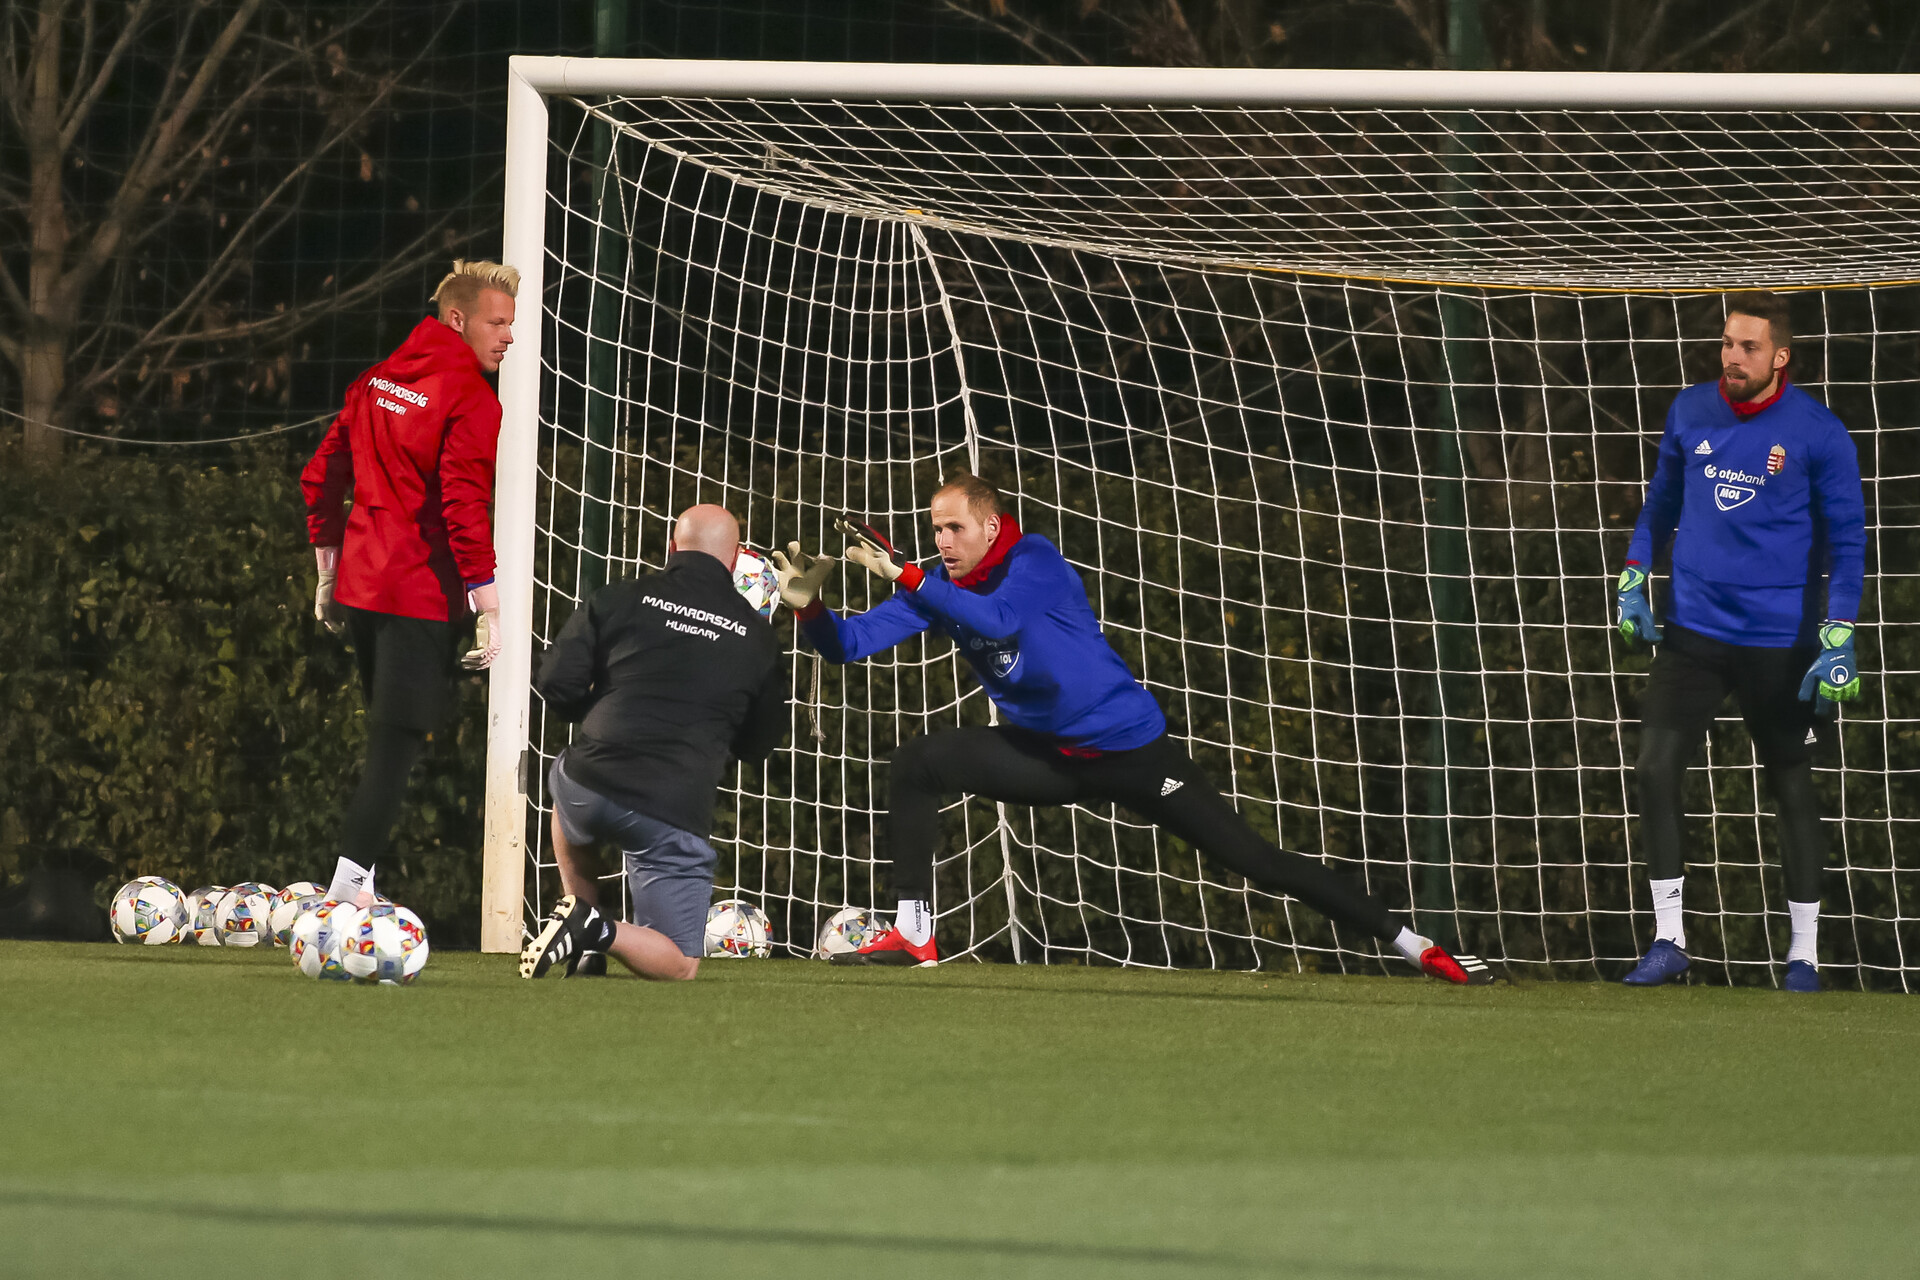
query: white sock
[
  {"left": 1391, "top": 926, "right": 1430, "bottom": 964},
  {"left": 1650, "top": 876, "right": 1685, "bottom": 949},
  {"left": 894, "top": 899, "right": 932, "bottom": 947},
  {"left": 1787, "top": 900, "right": 1820, "bottom": 967}
]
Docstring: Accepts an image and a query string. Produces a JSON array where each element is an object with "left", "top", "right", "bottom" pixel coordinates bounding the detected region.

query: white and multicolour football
[
  {"left": 290, "top": 899, "right": 363, "bottom": 981},
  {"left": 705, "top": 898, "right": 772, "bottom": 958},
  {"left": 269, "top": 882, "right": 326, "bottom": 945},
  {"left": 339, "top": 902, "right": 430, "bottom": 985},
  {"left": 215, "top": 882, "right": 278, "bottom": 948},
  {"left": 109, "top": 877, "right": 189, "bottom": 946},
  {"left": 183, "top": 886, "right": 230, "bottom": 946},
  {"left": 814, "top": 906, "right": 890, "bottom": 959},
  {"left": 732, "top": 547, "right": 779, "bottom": 618}
]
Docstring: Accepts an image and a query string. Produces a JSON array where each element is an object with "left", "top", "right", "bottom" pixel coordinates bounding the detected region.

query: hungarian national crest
[{"left": 1767, "top": 443, "right": 1786, "bottom": 474}]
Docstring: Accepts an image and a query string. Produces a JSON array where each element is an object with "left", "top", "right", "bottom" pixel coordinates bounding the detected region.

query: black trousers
[
  {"left": 339, "top": 607, "right": 464, "bottom": 861},
  {"left": 1636, "top": 625, "right": 1828, "bottom": 902},
  {"left": 344, "top": 606, "right": 462, "bottom": 732},
  {"left": 887, "top": 726, "right": 1397, "bottom": 940}
]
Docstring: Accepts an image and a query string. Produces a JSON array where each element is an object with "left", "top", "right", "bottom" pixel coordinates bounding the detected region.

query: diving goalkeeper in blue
[
  {"left": 1615, "top": 291, "right": 1865, "bottom": 993},
  {"left": 771, "top": 472, "right": 1493, "bottom": 983}
]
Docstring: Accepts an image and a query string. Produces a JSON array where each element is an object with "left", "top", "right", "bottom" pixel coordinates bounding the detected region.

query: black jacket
[{"left": 534, "top": 551, "right": 786, "bottom": 837}]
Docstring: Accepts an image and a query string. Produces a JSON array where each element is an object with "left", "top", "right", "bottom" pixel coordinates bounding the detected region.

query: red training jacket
[{"left": 301, "top": 316, "right": 502, "bottom": 621}]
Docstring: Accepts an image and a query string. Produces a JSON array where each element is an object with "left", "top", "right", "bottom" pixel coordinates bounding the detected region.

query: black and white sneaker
[
  {"left": 520, "top": 895, "right": 603, "bottom": 979},
  {"left": 569, "top": 949, "right": 607, "bottom": 977}
]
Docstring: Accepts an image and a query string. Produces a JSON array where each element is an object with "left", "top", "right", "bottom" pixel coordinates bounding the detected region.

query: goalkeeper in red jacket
[
  {"left": 300, "top": 260, "right": 517, "bottom": 862},
  {"left": 1615, "top": 291, "right": 1865, "bottom": 993}
]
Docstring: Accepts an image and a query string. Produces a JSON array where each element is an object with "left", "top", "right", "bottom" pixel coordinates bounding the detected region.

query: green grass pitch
[{"left": 2, "top": 941, "right": 1916, "bottom": 1278}]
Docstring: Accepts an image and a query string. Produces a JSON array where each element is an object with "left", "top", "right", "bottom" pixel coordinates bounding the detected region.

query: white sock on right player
[
  {"left": 895, "top": 899, "right": 932, "bottom": 946},
  {"left": 1650, "top": 876, "right": 1685, "bottom": 949},
  {"left": 1787, "top": 900, "right": 1820, "bottom": 967}
]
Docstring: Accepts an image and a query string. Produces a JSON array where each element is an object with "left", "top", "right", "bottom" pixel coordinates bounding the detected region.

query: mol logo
[
  {"left": 1703, "top": 462, "right": 1765, "bottom": 511},
  {"left": 966, "top": 635, "right": 1022, "bottom": 679}
]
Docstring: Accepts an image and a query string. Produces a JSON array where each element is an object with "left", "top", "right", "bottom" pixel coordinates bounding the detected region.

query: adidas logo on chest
[{"left": 1694, "top": 439, "right": 1713, "bottom": 455}]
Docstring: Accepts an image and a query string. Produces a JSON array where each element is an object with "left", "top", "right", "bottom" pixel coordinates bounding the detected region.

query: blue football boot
[
  {"left": 1621, "top": 938, "right": 1690, "bottom": 986},
  {"left": 1783, "top": 960, "right": 1821, "bottom": 993}
]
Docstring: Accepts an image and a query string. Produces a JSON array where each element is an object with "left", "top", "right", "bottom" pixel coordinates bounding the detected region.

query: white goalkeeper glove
[
  {"left": 314, "top": 547, "right": 347, "bottom": 636},
  {"left": 462, "top": 582, "right": 502, "bottom": 670},
  {"left": 768, "top": 542, "right": 836, "bottom": 611},
  {"left": 837, "top": 517, "right": 905, "bottom": 585}
]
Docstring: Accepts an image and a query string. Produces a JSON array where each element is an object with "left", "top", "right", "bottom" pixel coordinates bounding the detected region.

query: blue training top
[
  {"left": 1626, "top": 379, "right": 1865, "bottom": 647},
  {"left": 800, "top": 529, "right": 1167, "bottom": 752}
]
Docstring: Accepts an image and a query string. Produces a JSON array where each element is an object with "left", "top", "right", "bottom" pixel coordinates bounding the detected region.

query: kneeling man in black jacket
[{"left": 521, "top": 504, "right": 787, "bottom": 981}]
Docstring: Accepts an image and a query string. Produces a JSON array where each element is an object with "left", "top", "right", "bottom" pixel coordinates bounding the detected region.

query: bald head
[{"left": 671, "top": 504, "right": 741, "bottom": 566}]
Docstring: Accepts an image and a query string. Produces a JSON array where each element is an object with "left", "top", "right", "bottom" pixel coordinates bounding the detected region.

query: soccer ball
[
  {"left": 814, "top": 906, "right": 890, "bottom": 959},
  {"left": 732, "top": 547, "right": 779, "bottom": 618},
  {"left": 215, "top": 882, "right": 278, "bottom": 948},
  {"left": 183, "top": 886, "right": 229, "bottom": 946},
  {"left": 338, "top": 902, "right": 430, "bottom": 985},
  {"left": 289, "top": 899, "right": 364, "bottom": 981},
  {"left": 269, "top": 882, "right": 326, "bottom": 945},
  {"left": 110, "top": 877, "right": 188, "bottom": 945},
  {"left": 705, "top": 898, "right": 772, "bottom": 958}
]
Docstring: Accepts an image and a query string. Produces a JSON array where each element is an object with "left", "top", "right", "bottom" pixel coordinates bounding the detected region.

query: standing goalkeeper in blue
[
  {"left": 773, "top": 473, "right": 1491, "bottom": 983},
  {"left": 1617, "top": 291, "right": 1865, "bottom": 993}
]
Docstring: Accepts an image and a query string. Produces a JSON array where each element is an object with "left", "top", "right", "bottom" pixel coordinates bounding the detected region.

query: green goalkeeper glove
[
  {"left": 1616, "top": 565, "right": 1662, "bottom": 648},
  {"left": 1797, "top": 620, "right": 1861, "bottom": 715}
]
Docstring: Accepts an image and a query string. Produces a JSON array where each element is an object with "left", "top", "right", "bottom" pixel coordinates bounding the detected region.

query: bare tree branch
[
  {"left": 1158, "top": 0, "right": 1207, "bottom": 65},
  {"left": 1391, "top": 0, "right": 1444, "bottom": 64},
  {"left": 57, "top": 0, "right": 156, "bottom": 153},
  {"left": 1625, "top": 0, "right": 1676, "bottom": 71},
  {"left": 80, "top": 214, "right": 469, "bottom": 398},
  {"left": 4, "top": 0, "right": 485, "bottom": 457},
  {"left": 0, "top": 7, "right": 23, "bottom": 136},
  {"left": 1755, "top": 0, "right": 1841, "bottom": 68},
  {"left": 0, "top": 255, "right": 27, "bottom": 318},
  {"left": 61, "top": 0, "right": 93, "bottom": 119},
  {"left": 1650, "top": 0, "right": 1774, "bottom": 71},
  {"left": 931, "top": 0, "right": 1097, "bottom": 65},
  {"left": 71, "top": 0, "right": 265, "bottom": 310},
  {"left": 111, "top": 8, "right": 459, "bottom": 363}
]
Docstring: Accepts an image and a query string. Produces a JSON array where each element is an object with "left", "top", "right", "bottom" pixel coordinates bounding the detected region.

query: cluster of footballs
[
  {"left": 698, "top": 902, "right": 890, "bottom": 959},
  {"left": 109, "top": 876, "right": 429, "bottom": 985}
]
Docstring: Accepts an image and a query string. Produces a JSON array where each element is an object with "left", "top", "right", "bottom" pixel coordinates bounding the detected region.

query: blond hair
[{"left": 432, "top": 259, "right": 520, "bottom": 317}]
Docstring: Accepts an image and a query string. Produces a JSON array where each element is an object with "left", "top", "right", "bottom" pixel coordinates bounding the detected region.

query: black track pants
[
  {"left": 1636, "top": 727, "right": 1828, "bottom": 901},
  {"left": 339, "top": 721, "right": 428, "bottom": 862},
  {"left": 887, "top": 726, "right": 1398, "bottom": 940},
  {"left": 1635, "top": 625, "right": 1829, "bottom": 902}
]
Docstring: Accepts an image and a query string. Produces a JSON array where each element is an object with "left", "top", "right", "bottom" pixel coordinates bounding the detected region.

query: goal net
[{"left": 486, "top": 61, "right": 1920, "bottom": 990}]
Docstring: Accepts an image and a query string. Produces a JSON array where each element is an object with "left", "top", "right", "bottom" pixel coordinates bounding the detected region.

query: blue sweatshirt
[
  {"left": 801, "top": 530, "right": 1167, "bottom": 752},
  {"left": 1626, "top": 380, "right": 1865, "bottom": 647}
]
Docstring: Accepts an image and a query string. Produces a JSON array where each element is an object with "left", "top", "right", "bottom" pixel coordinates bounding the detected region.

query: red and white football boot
[
  {"left": 1418, "top": 945, "right": 1496, "bottom": 985},
  {"left": 830, "top": 925, "right": 939, "bottom": 967}
]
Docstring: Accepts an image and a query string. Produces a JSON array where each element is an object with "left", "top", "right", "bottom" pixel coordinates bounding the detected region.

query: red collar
[
  {"left": 1720, "top": 374, "right": 1788, "bottom": 420},
  {"left": 952, "top": 514, "right": 1022, "bottom": 588}
]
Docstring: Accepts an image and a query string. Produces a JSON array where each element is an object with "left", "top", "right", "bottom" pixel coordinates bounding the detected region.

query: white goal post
[{"left": 482, "top": 58, "right": 1920, "bottom": 989}]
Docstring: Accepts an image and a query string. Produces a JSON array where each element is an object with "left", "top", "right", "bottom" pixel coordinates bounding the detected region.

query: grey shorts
[{"left": 548, "top": 753, "right": 716, "bottom": 959}]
